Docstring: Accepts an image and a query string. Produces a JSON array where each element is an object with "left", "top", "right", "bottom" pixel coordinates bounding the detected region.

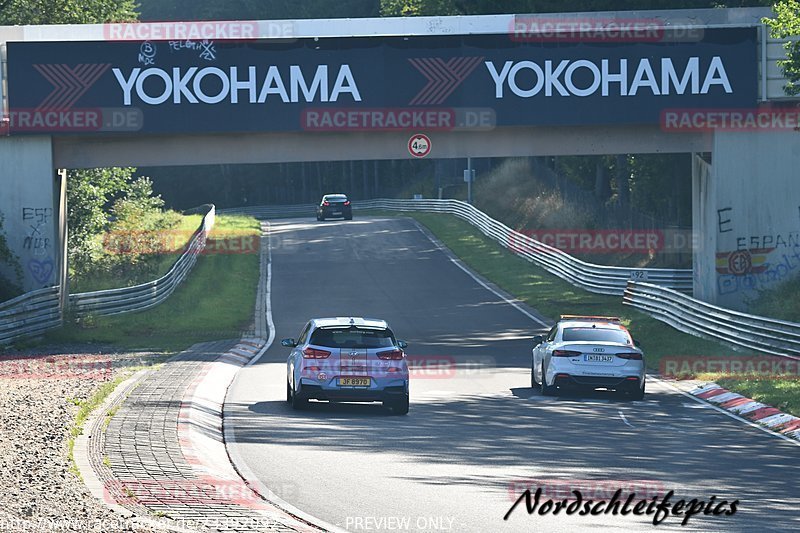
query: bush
[
  {"left": 0, "top": 211, "right": 23, "bottom": 302},
  {"left": 748, "top": 271, "right": 800, "bottom": 322}
]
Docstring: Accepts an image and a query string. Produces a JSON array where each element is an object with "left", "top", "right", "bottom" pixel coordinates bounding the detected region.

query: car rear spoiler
[{"left": 559, "top": 315, "right": 621, "bottom": 323}]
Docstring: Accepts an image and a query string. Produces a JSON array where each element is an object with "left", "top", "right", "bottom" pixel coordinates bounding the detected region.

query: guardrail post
[{"left": 56, "top": 168, "right": 69, "bottom": 314}]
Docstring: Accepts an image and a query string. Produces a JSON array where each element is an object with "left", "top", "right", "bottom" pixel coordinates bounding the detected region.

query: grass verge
[
  {"left": 365, "top": 210, "right": 800, "bottom": 417},
  {"left": 47, "top": 214, "right": 261, "bottom": 352},
  {"left": 67, "top": 374, "right": 129, "bottom": 479}
]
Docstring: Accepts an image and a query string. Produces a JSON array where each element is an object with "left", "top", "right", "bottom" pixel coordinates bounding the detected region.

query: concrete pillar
[
  {"left": 693, "top": 131, "right": 800, "bottom": 311},
  {"left": 0, "top": 136, "right": 58, "bottom": 291}
]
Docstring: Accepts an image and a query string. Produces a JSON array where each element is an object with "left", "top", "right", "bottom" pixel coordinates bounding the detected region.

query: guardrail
[
  {"left": 0, "top": 286, "right": 61, "bottom": 345},
  {"left": 221, "top": 199, "right": 692, "bottom": 295},
  {"left": 624, "top": 281, "right": 800, "bottom": 358},
  {"left": 0, "top": 205, "right": 215, "bottom": 345},
  {"left": 69, "top": 205, "right": 215, "bottom": 317}
]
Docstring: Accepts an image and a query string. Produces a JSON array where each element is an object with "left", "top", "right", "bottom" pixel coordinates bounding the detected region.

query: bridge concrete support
[
  {"left": 693, "top": 131, "right": 800, "bottom": 311},
  {"left": 0, "top": 136, "right": 60, "bottom": 292}
]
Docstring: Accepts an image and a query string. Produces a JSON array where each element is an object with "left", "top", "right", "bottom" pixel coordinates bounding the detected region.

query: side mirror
[
  {"left": 281, "top": 338, "right": 297, "bottom": 347},
  {"left": 633, "top": 339, "right": 642, "bottom": 348},
  {"left": 397, "top": 340, "right": 408, "bottom": 349},
  {"left": 532, "top": 335, "right": 544, "bottom": 345}
]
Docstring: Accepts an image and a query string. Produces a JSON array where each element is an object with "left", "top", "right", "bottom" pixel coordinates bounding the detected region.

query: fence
[
  {"left": 221, "top": 199, "right": 692, "bottom": 296},
  {"left": 624, "top": 281, "right": 800, "bottom": 358},
  {"left": 0, "top": 286, "right": 61, "bottom": 345},
  {"left": 0, "top": 205, "right": 215, "bottom": 345}
]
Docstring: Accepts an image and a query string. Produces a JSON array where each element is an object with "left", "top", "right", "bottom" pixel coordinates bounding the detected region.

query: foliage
[
  {"left": 48, "top": 215, "right": 261, "bottom": 352},
  {"left": 66, "top": 167, "right": 135, "bottom": 275},
  {"left": 748, "top": 270, "right": 800, "bottom": 322},
  {"left": 0, "top": 0, "right": 137, "bottom": 24},
  {"left": 137, "top": 0, "right": 380, "bottom": 21},
  {"left": 0, "top": 212, "right": 24, "bottom": 301},
  {"left": 764, "top": 0, "right": 800, "bottom": 96},
  {"left": 380, "top": 0, "right": 774, "bottom": 17}
]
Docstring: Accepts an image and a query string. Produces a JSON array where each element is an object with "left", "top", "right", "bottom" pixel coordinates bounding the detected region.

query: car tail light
[
  {"left": 302, "top": 347, "right": 331, "bottom": 359},
  {"left": 552, "top": 350, "right": 581, "bottom": 357},
  {"left": 377, "top": 349, "right": 404, "bottom": 360},
  {"left": 323, "top": 201, "right": 330, "bottom": 206},
  {"left": 616, "top": 352, "right": 643, "bottom": 360},
  {"left": 344, "top": 200, "right": 351, "bottom": 206},
  {"left": 625, "top": 376, "right": 640, "bottom": 380}
]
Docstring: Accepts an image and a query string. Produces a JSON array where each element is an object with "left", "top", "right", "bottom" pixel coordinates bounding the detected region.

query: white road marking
[
  {"left": 619, "top": 410, "right": 635, "bottom": 428},
  {"left": 414, "top": 220, "right": 550, "bottom": 328}
]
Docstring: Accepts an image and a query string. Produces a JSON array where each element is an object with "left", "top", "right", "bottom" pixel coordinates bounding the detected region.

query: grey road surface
[{"left": 225, "top": 217, "right": 800, "bottom": 533}]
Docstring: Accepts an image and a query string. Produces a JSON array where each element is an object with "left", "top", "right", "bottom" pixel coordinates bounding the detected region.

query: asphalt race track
[{"left": 225, "top": 217, "right": 800, "bottom": 533}]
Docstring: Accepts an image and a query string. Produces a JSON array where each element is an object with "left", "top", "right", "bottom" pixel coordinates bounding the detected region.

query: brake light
[
  {"left": 344, "top": 200, "right": 351, "bottom": 206},
  {"left": 302, "top": 347, "right": 331, "bottom": 359},
  {"left": 304, "top": 366, "right": 321, "bottom": 372},
  {"left": 377, "top": 349, "right": 404, "bottom": 360},
  {"left": 552, "top": 350, "right": 581, "bottom": 357},
  {"left": 616, "top": 352, "right": 643, "bottom": 360},
  {"left": 323, "top": 201, "right": 330, "bottom": 206}
]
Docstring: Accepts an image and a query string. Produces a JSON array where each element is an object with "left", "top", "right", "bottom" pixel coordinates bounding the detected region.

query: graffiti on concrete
[
  {"left": 718, "top": 246, "right": 800, "bottom": 295},
  {"left": 22, "top": 207, "right": 53, "bottom": 256},
  {"left": 27, "top": 257, "right": 54, "bottom": 285}
]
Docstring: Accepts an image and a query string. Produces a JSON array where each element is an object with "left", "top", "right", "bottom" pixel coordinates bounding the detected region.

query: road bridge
[{"left": 0, "top": 7, "right": 797, "bottom": 310}]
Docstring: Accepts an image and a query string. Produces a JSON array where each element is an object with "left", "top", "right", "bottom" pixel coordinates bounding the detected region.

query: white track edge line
[
  {"left": 413, "top": 220, "right": 550, "bottom": 328},
  {"left": 224, "top": 220, "right": 348, "bottom": 533}
]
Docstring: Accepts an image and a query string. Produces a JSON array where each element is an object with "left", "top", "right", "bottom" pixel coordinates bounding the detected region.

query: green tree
[
  {"left": 137, "top": 0, "right": 380, "bottom": 21},
  {"left": 66, "top": 167, "right": 135, "bottom": 273},
  {"left": 764, "top": 0, "right": 800, "bottom": 96},
  {"left": 0, "top": 0, "right": 137, "bottom": 25},
  {"left": 380, "top": 0, "right": 774, "bottom": 17}
]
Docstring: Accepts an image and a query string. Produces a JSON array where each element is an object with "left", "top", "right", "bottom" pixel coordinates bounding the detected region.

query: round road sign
[{"left": 408, "top": 134, "right": 431, "bottom": 158}]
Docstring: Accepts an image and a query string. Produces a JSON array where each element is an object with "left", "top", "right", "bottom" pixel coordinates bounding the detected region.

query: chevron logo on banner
[
  {"left": 407, "top": 56, "right": 484, "bottom": 106},
  {"left": 32, "top": 63, "right": 111, "bottom": 110}
]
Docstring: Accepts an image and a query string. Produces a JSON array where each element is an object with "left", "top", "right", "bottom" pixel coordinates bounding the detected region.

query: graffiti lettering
[{"left": 717, "top": 207, "right": 732, "bottom": 233}]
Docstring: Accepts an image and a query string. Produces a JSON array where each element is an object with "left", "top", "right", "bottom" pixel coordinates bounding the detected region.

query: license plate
[
  {"left": 585, "top": 354, "right": 613, "bottom": 363},
  {"left": 332, "top": 211, "right": 342, "bottom": 214},
  {"left": 338, "top": 377, "right": 371, "bottom": 387}
]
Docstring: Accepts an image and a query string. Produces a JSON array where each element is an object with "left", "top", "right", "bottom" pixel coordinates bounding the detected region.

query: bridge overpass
[{"left": 0, "top": 7, "right": 797, "bottom": 311}]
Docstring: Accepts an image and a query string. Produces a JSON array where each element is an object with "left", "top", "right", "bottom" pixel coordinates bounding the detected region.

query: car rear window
[
  {"left": 326, "top": 195, "right": 348, "bottom": 203},
  {"left": 310, "top": 327, "right": 395, "bottom": 348},
  {"left": 562, "top": 327, "right": 631, "bottom": 344}
]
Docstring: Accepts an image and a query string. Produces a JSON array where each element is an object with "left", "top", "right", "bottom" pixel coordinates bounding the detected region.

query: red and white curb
[
  {"left": 177, "top": 337, "right": 324, "bottom": 531},
  {"left": 690, "top": 383, "right": 800, "bottom": 441}
]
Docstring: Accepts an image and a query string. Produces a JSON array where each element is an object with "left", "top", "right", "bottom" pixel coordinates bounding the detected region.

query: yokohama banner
[{"left": 5, "top": 28, "right": 756, "bottom": 134}]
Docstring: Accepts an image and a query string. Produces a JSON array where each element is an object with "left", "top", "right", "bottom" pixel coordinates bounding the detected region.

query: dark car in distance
[{"left": 316, "top": 194, "right": 353, "bottom": 221}]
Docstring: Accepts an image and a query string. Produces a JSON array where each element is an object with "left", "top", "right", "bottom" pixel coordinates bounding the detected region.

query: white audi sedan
[{"left": 531, "top": 315, "right": 645, "bottom": 399}]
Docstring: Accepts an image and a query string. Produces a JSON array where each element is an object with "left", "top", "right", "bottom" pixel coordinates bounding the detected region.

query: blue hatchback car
[{"left": 283, "top": 317, "right": 410, "bottom": 415}]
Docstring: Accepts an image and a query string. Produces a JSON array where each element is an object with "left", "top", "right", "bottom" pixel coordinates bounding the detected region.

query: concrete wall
[
  {"left": 693, "top": 131, "right": 800, "bottom": 310},
  {"left": 0, "top": 136, "right": 58, "bottom": 291},
  {"left": 53, "top": 125, "right": 711, "bottom": 168}
]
